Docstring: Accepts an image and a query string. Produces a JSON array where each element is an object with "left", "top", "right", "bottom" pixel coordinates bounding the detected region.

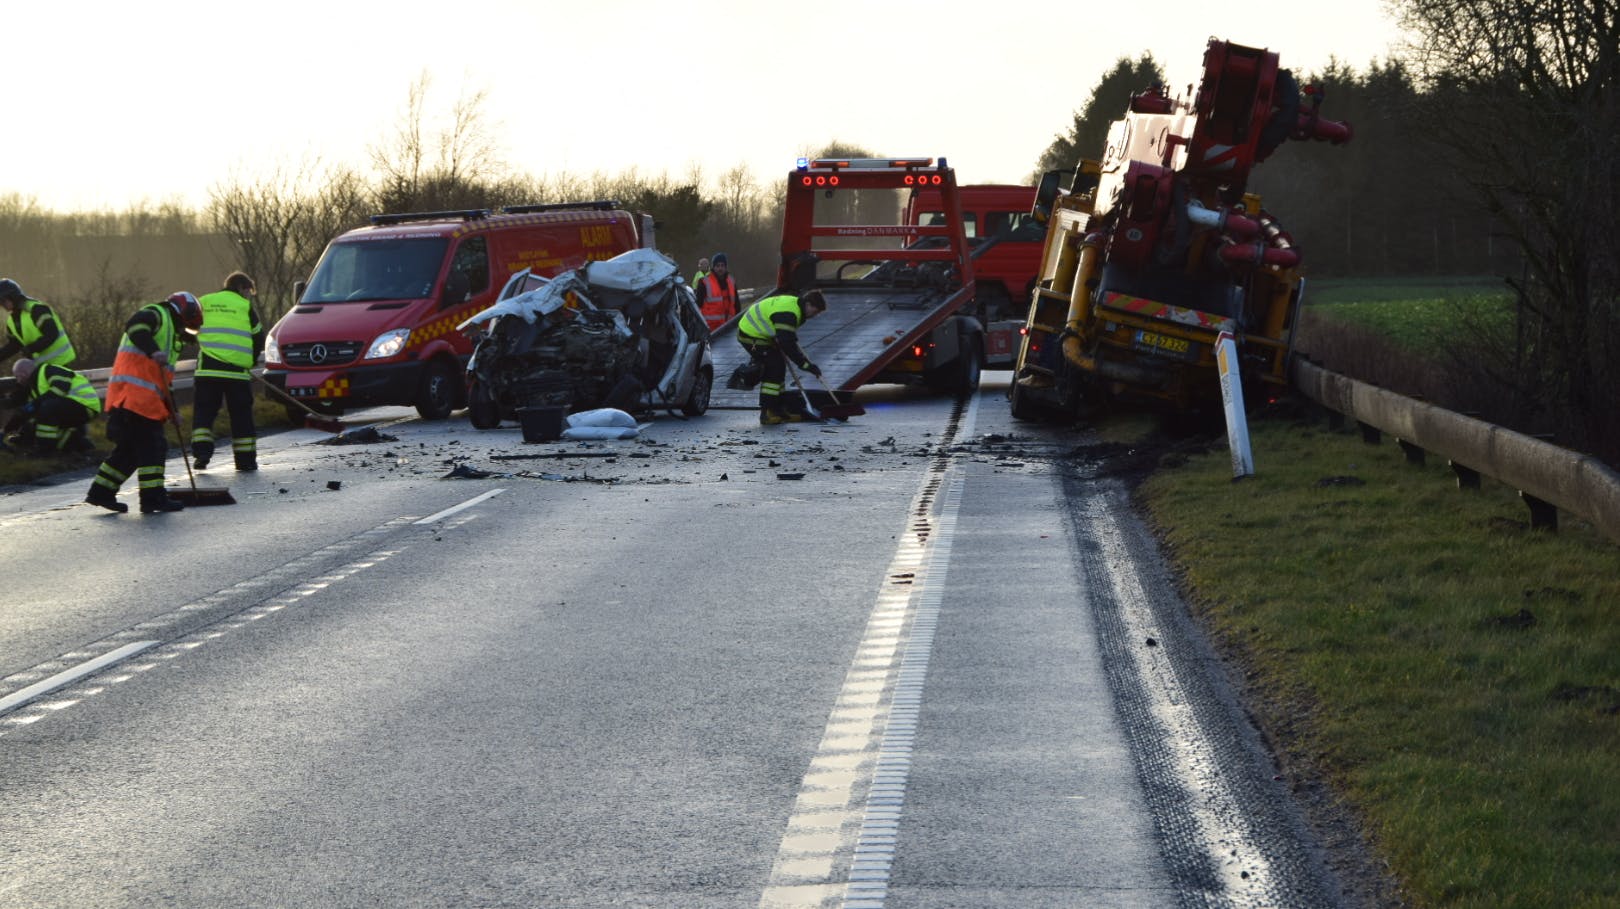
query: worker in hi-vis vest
[
  {"left": 0, "top": 278, "right": 77, "bottom": 370},
  {"left": 190, "top": 271, "right": 266, "bottom": 471},
  {"left": 85, "top": 292, "right": 201, "bottom": 514},
  {"left": 694, "top": 253, "right": 738, "bottom": 332},
  {"left": 736, "top": 288, "right": 827, "bottom": 424},
  {"left": 7, "top": 357, "right": 100, "bottom": 454}
]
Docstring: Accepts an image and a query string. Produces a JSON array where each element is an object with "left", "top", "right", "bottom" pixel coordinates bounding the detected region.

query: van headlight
[
  {"left": 264, "top": 333, "right": 282, "bottom": 365},
  {"left": 365, "top": 328, "right": 411, "bottom": 360}
]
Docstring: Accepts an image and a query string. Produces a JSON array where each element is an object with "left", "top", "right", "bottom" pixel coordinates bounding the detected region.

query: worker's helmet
[
  {"left": 167, "top": 291, "right": 203, "bottom": 331},
  {"left": 0, "top": 278, "right": 24, "bottom": 304},
  {"left": 12, "top": 357, "right": 34, "bottom": 381}
]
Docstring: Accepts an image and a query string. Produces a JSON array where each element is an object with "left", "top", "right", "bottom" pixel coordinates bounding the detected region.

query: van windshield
[{"left": 301, "top": 237, "right": 449, "bottom": 303}]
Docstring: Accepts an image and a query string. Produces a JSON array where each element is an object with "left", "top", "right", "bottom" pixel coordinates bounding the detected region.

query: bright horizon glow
[{"left": 3, "top": 0, "right": 1407, "bottom": 213}]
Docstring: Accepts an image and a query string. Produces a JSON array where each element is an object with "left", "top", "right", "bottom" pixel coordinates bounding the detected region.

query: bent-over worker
[
  {"left": 736, "top": 288, "right": 827, "bottom": 425},
  {"left": 85, "top": 292, "right": 201, "bottom": 514},
  {"left": 0, "top": 278, "right": 77, "bottom": 370},
  {"left": 7, "top": 357, "right": 100, "bottom": 454}
]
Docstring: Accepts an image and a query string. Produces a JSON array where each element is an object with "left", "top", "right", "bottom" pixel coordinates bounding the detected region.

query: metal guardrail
[{"left": 1292, "top": 358, "right": 1620, "bottom": 544}]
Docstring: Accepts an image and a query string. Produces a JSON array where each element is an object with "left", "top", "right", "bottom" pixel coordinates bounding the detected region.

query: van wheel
[
  {"left": 468, "top": 379, "right": 500, "bottom": 429},
  {"left": 681, "top": 367, "right": 713, "bottom": 416},
  {"left": 416, "top": 361, "right": 457, "bottom": 420}
]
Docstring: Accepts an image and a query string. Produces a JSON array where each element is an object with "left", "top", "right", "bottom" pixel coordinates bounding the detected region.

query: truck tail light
[
  {"left": 903, "top": 174, "right": 945, "bottom": 185},
  {"left": 800, "top": 175, "right": 842, "bottom": 186}
]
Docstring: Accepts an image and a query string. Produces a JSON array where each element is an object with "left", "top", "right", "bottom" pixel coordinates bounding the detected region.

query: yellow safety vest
[
  {"left": 9, "top": 299, "right": 76, "bottom": 368},
  {"left": 34, "top": 362, "right": 102, "bottom": 414},
  {"left": 196, "top": 289, "right": 256, "bottom": 376},
  {"left": 739, "top": 294, "right": 805, "bottom": 342}
]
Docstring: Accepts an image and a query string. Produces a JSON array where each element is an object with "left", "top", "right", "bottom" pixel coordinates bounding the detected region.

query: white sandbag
[
  {"left": 561, "top": 425, "right": 639, "bottom": 440},
  {"left": 567, "top": 408, "right": 637, "bottom": 428}
]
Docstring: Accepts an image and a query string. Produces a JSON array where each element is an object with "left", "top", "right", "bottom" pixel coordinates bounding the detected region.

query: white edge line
[
  {"left": 415, "top": 488, "right": 507, "bottom": 525},
  {"left": 0, "top": 640, "right": 161, "bottom": 715}
]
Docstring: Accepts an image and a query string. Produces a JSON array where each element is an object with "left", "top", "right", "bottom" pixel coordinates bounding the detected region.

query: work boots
[
  {"left": 235, "top": 452, "right": 258, "bottom": 472},
  {"left": 191, "top": 439, "right": 213, "bottom": 470},
  {"left": 139, "top": 490, "right": 186, "bottom": 514},
  {"left": 84, "top": 484, "right": 129, "bottom": 514}
]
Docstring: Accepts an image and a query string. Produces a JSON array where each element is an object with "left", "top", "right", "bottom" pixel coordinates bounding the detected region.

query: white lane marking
[
  {"left": 0, "top": 641, "right": 159, "bottom": 715},
  {"left": 1089, "top": 497, "right": 1281, "bottom": 901},
  {"left": 760, "top": 394, "right": 978, "bottom": 909},
  {"left": 414, "top": 488, "right": 506, "bottom": 524}
]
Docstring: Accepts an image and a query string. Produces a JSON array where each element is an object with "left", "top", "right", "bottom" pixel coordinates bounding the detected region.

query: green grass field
[
  {"left": 1139, "top": 415, "right": 1620, "bottom": 908},
  {"left": 1305, "top": 276, "right": 1514, "bottom": 350}
]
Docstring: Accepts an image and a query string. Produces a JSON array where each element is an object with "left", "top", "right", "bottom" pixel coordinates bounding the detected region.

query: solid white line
[
  {"left": 414, "top": 488, "right": 507, "bottom": 524},
  {"left": 0, "top": 641, "right": 161, "bottom": 715}
]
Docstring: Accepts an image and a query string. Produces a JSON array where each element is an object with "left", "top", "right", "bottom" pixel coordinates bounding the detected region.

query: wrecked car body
[{"left": 459, "top": 249, "right": 714, "bottom": 429}]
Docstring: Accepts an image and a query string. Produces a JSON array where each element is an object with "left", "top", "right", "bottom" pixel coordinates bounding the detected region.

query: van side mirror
[
  {"left": 294, "top": 280, "right": 307, "bottom": 304},
  {"left": 1032, "top": 169, "right": 1066, "bottom": 225}
]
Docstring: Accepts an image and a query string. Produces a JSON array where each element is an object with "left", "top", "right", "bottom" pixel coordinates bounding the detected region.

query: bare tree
[
  {"left": 1396, "top": 0, "right": 1620, "bottom": 459},
  {"left": 370, "top": 72, "right": 506, "bottom": 213},
  {"left": 207, "top": 160, "right": 370, "bottom": 320}
]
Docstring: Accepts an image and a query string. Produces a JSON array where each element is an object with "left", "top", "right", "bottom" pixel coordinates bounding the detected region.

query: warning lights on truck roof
[{"left": 796, "top": 157, "right": 940, "bottom": 170}]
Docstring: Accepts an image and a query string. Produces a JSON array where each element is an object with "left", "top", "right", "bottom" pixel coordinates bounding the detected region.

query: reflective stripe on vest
[
  {"left": 739, "top": 294, "right": 803, "bottom": 341},
  {"left": 36, "top": 363, "right": 102, "bottom": 414},
  {"left": 196, "top": 289, "right": 255, "bottom": 373},
  {"left": 10, "top": 299, "right": 76, "bottom": 367},
  {"left": 105, "top": 303, "right": 180, "bottom": 421},
  {"left": 698, "top": 274, "right": 738, "bottom": 329}
]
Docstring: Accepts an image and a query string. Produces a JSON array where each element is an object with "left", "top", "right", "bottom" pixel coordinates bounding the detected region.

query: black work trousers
[{"left": 191, "top": 376, "right": 256, "bottom": 466}]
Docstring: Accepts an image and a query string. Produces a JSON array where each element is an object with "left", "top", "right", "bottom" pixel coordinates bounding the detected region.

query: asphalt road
[{"left": 0, "top": 374, "right": 1350, "bottom": 908}]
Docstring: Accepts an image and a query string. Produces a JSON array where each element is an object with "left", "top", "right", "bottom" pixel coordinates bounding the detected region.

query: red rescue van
[{"left": 264, "top": 202, "right": 653, "bottom": 419}]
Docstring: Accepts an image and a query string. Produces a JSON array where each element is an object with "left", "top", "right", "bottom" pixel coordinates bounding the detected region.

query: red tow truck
[{"left": 708, "top": 157, "right": 987, "bottom": 409}]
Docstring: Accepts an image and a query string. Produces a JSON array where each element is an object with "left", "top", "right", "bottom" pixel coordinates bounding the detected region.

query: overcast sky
[{"left": 2, "top": 0, "right": 1406, "bottom": 212}]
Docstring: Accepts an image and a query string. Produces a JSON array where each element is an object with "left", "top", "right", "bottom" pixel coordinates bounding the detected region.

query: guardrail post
[
  {"left": 1450, "top": 460, "right": 1482, "bottom": 490},
  {"left": 1326, "top": 409, "right": 1344, "bottom": 431},
  {"left": 1522, "top": 492, "right": 1558, "bottom": 531},
  {"left": 1398, "top": 439, "right": 1425, "bottom": 466},
  {"left": 1358, "top": 421, "right": 1381, "bottom": 445},
  {"left": 1522, "top": 493, "right": 1559, "bottom": 530}
]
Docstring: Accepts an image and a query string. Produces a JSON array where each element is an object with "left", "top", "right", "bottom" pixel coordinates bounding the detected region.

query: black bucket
[{"left": 517, "top": 406, "right": 566, "bottom": 442}]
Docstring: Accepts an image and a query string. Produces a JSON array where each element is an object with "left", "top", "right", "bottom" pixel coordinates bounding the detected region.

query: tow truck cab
[{"left": 264, "top": 202, "right": 652, "bottom": 420}]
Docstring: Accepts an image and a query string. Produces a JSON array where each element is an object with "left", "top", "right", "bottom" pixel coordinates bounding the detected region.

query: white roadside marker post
[{"left": 1216, "top": 330, "right": 1255, "bottom": 478}]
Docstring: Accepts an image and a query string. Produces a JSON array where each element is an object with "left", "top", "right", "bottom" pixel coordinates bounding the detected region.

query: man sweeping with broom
[
  {"left": 737, "top": 288, "right": 827, "bottom": 425},
  {"left": 85, "top": 292, "right": 203, "bottom": 514}
]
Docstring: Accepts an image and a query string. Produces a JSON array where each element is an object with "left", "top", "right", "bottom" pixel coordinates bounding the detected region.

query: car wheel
[
  {"left": 415, "top": 360, "right": 456, "bottom": 420},
  {"left": 468, "top": 379, "right": 500, "bottom": 429},
  {"left": 681, "top": 367, "right": 713, "bottom": 416}
]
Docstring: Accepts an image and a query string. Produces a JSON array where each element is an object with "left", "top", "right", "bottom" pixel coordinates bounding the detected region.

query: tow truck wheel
[
  {"left": 415, "top": 360, "right": 457, "bottom": 420},
  {"left": 681, "top": 366, "right": 713, "bottom": 417},
  {"left": 1009, "top": 379, "right": 1042, "bottom": 421},
  {"left": 950, "top": 335, "right": 983, "bottom": 396}
]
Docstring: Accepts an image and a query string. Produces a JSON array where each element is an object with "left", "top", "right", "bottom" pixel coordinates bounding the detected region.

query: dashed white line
[
  {"left": 415, "top": 488, "right": 506, "bottom": 524},
  {"left": 0, "top": 641, "right": 160, "bottom": 715}
]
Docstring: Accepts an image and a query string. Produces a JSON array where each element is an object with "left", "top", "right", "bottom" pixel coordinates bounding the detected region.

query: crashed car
[{"left": 458, "top": 248, "right": 714, "bottom": 429}]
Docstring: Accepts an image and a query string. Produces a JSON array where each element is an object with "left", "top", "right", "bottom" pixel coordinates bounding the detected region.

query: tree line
[{"left": 2, "top": 3, "right": 1612, "bottom": 460}]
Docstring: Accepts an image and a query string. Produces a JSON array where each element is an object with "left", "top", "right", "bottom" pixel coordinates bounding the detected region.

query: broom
[
  {"left": 252, "top": 372, "right": 346, "bottom": 434},
  {"left": 164, "top": 389, "right": 236, "bottom": 506},
  {"left": 809, "top": 371, "right": 865, "bottom": 419}
]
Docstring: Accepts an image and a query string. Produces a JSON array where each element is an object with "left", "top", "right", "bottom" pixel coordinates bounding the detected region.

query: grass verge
[
  {"left": 1138, "top": 412, "right": 1620, "bottom": 908},
  {"left": 0, "top": 397, "right": 292, "bottom": 487}
]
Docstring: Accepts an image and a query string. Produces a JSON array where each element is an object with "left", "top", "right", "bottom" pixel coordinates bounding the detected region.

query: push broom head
[{"left": 165, "top": 486, "right": 237, "bottom": 506}]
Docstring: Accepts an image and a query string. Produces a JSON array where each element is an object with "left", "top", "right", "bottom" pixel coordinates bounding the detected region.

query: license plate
[{"left": 1134, "top": 330, "right": 1191, "bottom": 355}]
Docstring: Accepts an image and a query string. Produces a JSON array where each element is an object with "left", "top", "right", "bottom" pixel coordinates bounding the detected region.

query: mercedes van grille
[{"left": 283, "top": 341, "right": 364, "bottom": 366}]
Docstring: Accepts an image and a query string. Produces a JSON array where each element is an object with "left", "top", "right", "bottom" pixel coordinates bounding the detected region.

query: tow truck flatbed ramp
[{"left": 707, "top": 284, "right": 965, "bottom": 409}]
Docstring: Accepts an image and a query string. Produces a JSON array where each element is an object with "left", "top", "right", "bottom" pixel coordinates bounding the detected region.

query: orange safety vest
[
  {"left": 105, "top": 303, "right": 180, "bottom": 421},
  {"left": 697, "top": 273, "right": 738, "bottom": 331}
]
